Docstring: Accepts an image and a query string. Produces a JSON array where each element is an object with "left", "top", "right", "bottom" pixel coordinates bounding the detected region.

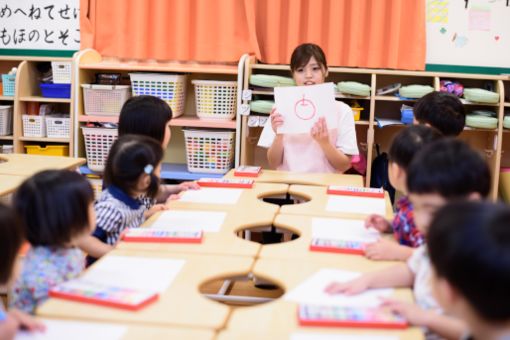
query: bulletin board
[{"left": 0, "top": 0, "right": 79, "bottom": 57}]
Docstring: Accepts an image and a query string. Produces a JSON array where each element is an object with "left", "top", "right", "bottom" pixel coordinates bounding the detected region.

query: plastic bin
[
  {"left": 183, "top": 129, "right": 235, "bottom": 174},
  {"left": 192, "top": 80, "right": 237, "bottom": 120},
  {"left": 25, "top": 145, "right": 69, "bottom": 156},
  {"left": 0, "top": 105, "right": 13, "bottom": 136},
  {"left": 129, "top": 73, "right": 187, "bottom": 118},
  {"left": 22, "top": 115, "right": 45, "bottom": 137},
  {"left": 40, "top": 83, "right": 71, "bottom": 99},
  {"left": 82, "top": 84, "right": 131, "bottom": 116},
  {"left": 1, "top": 74, "right": 15, "bottom": 96},
  {"left": 86, "top": 175, "right": 103, "bottom": 201},
  {"left": 81, "top": 127, "right": 118, "bottom": 172},
  {"left": 46, "top": 115, "right": 70, "bottom": 138},
  {"left": 51, "top": 62, "right": 72, "bottom": 84}
]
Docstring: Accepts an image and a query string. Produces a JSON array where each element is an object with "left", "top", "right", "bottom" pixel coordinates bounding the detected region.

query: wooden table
[
  {"left": 0, "top": 174, "right": 25, "bottom": 196},
  {"left": 38, "top": 250, "right": 254, "bottom": 330},
  {"left": 281, "top": 185, "right": 394, "bottom": 220},
  {"left": 225, "top": 258, "right": 423, "bottom": 339},
  {"left": 224, "top": 169, "right": 364, "bottom": 187},
  {"left": 0, "top": 153, "right": 86, "bottom": 176},
  {"left": 218, "top": 329, "right": 422, "bottom": 340}
]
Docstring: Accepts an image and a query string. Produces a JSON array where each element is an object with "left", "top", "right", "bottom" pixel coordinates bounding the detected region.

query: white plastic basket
[
  {"left": 192, "top": 80, "right": 237, "bottom": 120},
  {"left": 0, "top": 105, "right": 13, "bottom": 136},
  {"left": 82, "top": 84, "right": 131, "bottom": 116},
  {"left": 129, "top": 73, "right": 187, "bottom": 118},
  {"left": 81, "top": 127, "right": 118, "bottom": 172},
  {"left": 51, "top": 61, "right": 72, "bottom": 84},
  {"left": 184, "top": 129, "right": 235, "bottom": 174},
  {"left": 22, "top": 115, "right": 45, "bottom": 137},
  {"left": 87, "top": 176, "right": 103, "bottom": 201},
  {"left": 46, "top": 115, "right": 70, "bottom": 138}
]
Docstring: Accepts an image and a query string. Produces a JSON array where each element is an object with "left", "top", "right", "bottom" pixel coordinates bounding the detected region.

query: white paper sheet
[
  {"left": 150, "top": 210, "right": 227, "bottom": 233},
  {"left": 311, "top": 217, "right": 380, "bottom": 243},
  {"left": 326, "top": 195, "right": 386, "bottom": 216},
  {"left": 16, "top": 319, "right": 127, "bottom": 340},
  {"left": 275, "top": 83, "right": 337, "bottom": 134},
  {"left": 178, "top": 188, "right": 243, "bottom": 205},
  {"left": 284, "top": 268, "right": 392, "bottom": 307},
  {"left": 82, "top": 256, "right": 185, "bottom": 293},
  {"left": 291, "top": 333, "right": 398, "bottom": 340}
]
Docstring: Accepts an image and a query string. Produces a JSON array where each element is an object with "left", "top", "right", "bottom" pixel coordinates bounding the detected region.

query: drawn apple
[{"left": 294, "top": 94, "right": 316, "bottom": 120}]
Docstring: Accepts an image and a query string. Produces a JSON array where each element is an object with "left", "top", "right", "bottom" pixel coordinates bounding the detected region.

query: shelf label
[
  {"left": 242, "top": 89, "right": 252, "bottom": 101},
  {"left": 240, "top": 104, "right": 251, "bottom": 116}
]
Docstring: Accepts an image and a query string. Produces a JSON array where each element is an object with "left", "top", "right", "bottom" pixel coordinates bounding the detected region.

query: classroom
[{"left": 1, "top": 0, "right": 509, "bottom": 339}]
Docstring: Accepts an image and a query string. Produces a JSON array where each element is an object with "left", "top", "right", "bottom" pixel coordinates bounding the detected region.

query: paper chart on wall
[
  {"left": 284, "top": 268, "right": 392, "bottom": 307},
  {"left": 150, "top": 210, "right": 227, "bottom": 233},
  {"left": 311, "top": 217, "right": 380, "bottom": 243},
  {"left": 178, "top": 188, "right": 244, "bottom": 205},
  {"left": 15, "top": 319, "right": 127, "bottom": 340},
  {"left": 291, "top": 333, "right": 399, "bottom": 340},
  {"left": 326, "top": 195, "right": 387, "bottom": 216},
  {"left": 275, "top": 83, "right": 337, "bottom": 134}
]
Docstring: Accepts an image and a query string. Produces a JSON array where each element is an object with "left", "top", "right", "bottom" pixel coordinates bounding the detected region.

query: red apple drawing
[{"left": 294, "top": 94, "right": 317, "bottom": 120}]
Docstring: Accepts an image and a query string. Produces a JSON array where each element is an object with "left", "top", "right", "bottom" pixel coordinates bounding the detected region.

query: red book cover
[
  {"left": 309, "top": 238, "right": 365, "bottom": 255},
  {"left": 327, "top": 186, "right": 385, "bottom": 198},
  {"left": 197, "top": 178, "right": 254, "bottom": 188},
  {"left": 121, "top": 229, "right": 203, "bottom": 244},
  {"left": 233, "top": 166, "right": 262, "bottom": 177}
]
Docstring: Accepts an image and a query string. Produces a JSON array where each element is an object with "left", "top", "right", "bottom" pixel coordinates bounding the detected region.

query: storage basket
[
  {"left": 22, "top": 115, "right": 45, "bottom": 137},
  {"left": 25, "top": 145, "right": 69, "bottom": 156},
  {"left": 81, "top": 127, "right": 118, "bottom": 172},
  {"left": 183, "top": 129, "right": 235, "bottom": 174},
  {"left": 0, "top": 145, "right": 13, "bottom": 154},
  {"left": 87, "top": 176, "right": 103, "bottom": 201},
  {"left": 40, "top": 83, "right": 71, "bottom": 98},
  {"left": 82, "top": 84, "right": 131, "bottom": 116},
  {"left": 46, "top": 115, "right": 70, "bottom": 138},
  {"left": 51, "top": 61, "right": 72, "bottom": 84},
  {"left": 0, "top": 105, "right": 13, "bottom": 136},
  {"left": 129, "top": 73, "right": 187, "bottom": 118},
  {"left": 192, "top": 80, "right": 237, "bottom": 120},
  {"left": 1, "top": 74, "right": 15, "bottom": 96}
]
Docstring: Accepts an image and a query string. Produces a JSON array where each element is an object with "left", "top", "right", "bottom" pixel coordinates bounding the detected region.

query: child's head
[
  {"left": 0, "top": 204, "right": 24, "bottom": 286},
  {"left": 413, "top": 92, "right": 465, "bottom": 137},
  {"left": 407, "top": 138, "right": 490, "bottom": 233},
  {"left": 13, "top": 170, "right": 95, "bottom": 248},
  {"left": 428, "top": 201, "right": 510, "bottom": 326},
  {"left": 387, "top": 125, "right": 441, "bottom": 192},
  {"left": 118, "top": 95, "right": 173, "bottom": 148},
  {"left": 290, "top": 43, "right": 328, "bottom": 86},
  {"left": 103, "top": 134, "right": 163, "bottom": 199}
]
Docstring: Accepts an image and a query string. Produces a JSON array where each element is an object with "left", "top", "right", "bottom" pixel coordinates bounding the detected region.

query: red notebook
[
  {"left": 122, "top": 229, "right": 203, "bottom": 244},
  {"left": 327, "top": 186, "right": 385, "bottom": 198},
  {"left": 233, "top": 166, "right": 262, "bottom": 177},
  {"left": 49, "top": 279, "right": 159, "bottom": 311},
  {"left": 309, "top": 238, "right": 366, "bottom": 255},
  {"left": 197, "top": 178, "right": 254, "bottom": 188},
  {"left": 298, "top": 304, "right": 408, "bottom": 329}
]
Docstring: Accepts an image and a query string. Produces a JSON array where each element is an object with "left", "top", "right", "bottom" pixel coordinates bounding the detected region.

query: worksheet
[{"left": 150, "top": 210, "right": 227, "bottom": 232}]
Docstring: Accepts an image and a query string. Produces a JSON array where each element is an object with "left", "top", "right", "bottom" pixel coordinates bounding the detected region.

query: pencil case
[
  {"left": 337, "top": 81, "right": 370, "bottom": 97},
  {"left": 463, "top": 88, "right": 500, "bottom": 104},
  {"left": 249, "top": 74, "right": 295, "bottom": 88},
  {"left": 504, "top": 116, "right": 510, "bottom": 129},
  {"left": 398, "top": 85, "right": 434, "bottom": 99},
  {"left": 250, "top": 100, "right": 274, "bottom": 114},
  {"left": 465, "top": 115, "right": 498, "bottom": 129}
]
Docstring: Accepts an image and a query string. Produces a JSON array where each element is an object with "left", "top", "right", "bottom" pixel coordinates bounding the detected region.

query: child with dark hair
[
  {"left": 414, "top": 92, "right": 466, "bottom": 137},
  {"left": 364, "top": 125, "right": 441, "bottom": 261},
  {"left": 258, "top": 43, "right": 359, "bottom": 173},
  {"left": 78, "top": 134, "right": 164, "bottom": 263},
  {"left": 10, "top": 170, "right": 95, "bottom": 314},
  {"left": 428, "top": 201, "right": 510, "bottom": 340},
  {"left": 326, "top": 139, "right": 490, "bottom": 339}
]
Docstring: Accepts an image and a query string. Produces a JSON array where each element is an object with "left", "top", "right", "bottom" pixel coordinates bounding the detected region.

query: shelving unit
[
  {"left": 73, "top": 49, "right": 247, "bottom": 180},
  {"left": 239, "top": 58, "right": 507, "bottom": 200},
  {"left": 498, "top": 77, "right": 510, "bottom": 201}
]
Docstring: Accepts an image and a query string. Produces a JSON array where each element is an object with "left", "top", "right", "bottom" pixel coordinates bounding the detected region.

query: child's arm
[
  {"left": 0, "top": 309, "right": 46, "bottom": 339},
  {"left": 365, "top": 239, "right": 414, "bottom": 261},
  {"left": 76, "top": 235, "right": 114, "bottom": 259},
  {"left": 311, "top": 117, "right": 351, "bottom": 172},
  {"left": 365, "top": 214, "right": 392, "bottom": 233},
  {"left": 325, "top": 263, "right": 414, "bottom": 295},
  {"left": 144, "top": 203, "right": 168, "bottom": 219},
  {"left": 156, "top": 182, "right": 199, "bottom": 202}
]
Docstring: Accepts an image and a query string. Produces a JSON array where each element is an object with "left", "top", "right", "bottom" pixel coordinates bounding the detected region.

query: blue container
[
  {"left": 40, "top": 83, "right": 71, "bottom": 99},
  {"left": 401, "top": 108, "right": 414, "bottom": 125}
]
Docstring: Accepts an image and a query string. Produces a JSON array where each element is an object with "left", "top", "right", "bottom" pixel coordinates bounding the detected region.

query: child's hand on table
[
  {"left": 8, "top": 309, "right": 46, "bottom": 332},
  {"left": 380, "top": 298, "right": 431, "bottom": 326},
  {"left": 145, "top": 203, "right": 168, "bottom": 218},
  {"left": 178, "top": 181, "right": 200, "bottom": 191},
  {"left": 365, "top": 214, "right": 391, "bottom": 233},
  {"left": 324, "top": 275, "right": 370, "bottom": 296},
  {"left": 365, "top": 239, "right": 404, "bottom": 261}
]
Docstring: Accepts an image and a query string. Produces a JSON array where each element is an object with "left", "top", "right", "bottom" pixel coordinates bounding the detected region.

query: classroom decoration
[
  {"left": 192, "top": 80, "right": 238, "bottom": 120},
  {"left": 250, "top": 100, "right": 274, "bottom": 114},
  {"left": 398, "top": 85, "right": 434, "bottom": 99},
  {"left": 336, "top": 81, "right": 370, "bottom": 97},
  {"left": 463, "top": 88, "right": 500, "bottom": 104},
  {"left": 249, "top": 74, "right": 295, "bottom": 88}
]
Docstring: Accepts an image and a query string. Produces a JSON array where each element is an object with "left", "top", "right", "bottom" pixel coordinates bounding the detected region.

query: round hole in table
[
  {"left": 258, "top": 194, "right": 310, "bottom": 206},
  {"left": 234, "top": 225, "right": 301, "bottom": 245}
]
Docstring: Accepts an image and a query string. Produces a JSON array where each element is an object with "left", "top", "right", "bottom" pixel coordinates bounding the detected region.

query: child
[
  {"left": 258, "top": 43, "right": 359, "bottom": 173},
  {"left": 428, "top": 201, "right": 510, "bottom": 340},
  {"left": 364, "top": 125, "right": 441, "bottom": 261},
  {"left": 10, "top": 170, "right": 95, "bottom": 314},
  {"left": 78, "top": 134, "right": 164, "bottom": 262},
  {"left": 0, "top": 204, "right": 45, "bottom": 339},
  {"left": 414, "top": 92, "right": 466, "bottom": 137},
  {"left": 325, "top": 138, "right": 491, "bottom": 339},
  {"left": 118, "top": 95, "right": 199, "bottom": 202}
]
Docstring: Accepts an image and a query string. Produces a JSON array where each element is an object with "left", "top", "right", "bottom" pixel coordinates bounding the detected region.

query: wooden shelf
[
  {"left": 463, "top": 126, "right": 498, "bottom": 132},
  {"left": 19, "top": 137, "right": 70, "bottom": 143},
  {"left": 80, "top": 60, "right": 238, "bottom": 74},
  {"left": 0, "top": 135, "right": 13, "bottom": 140},
  {"left": 19, "top": 96, "right": 71, "bottom": 103},
  {"left": 373, "top": 95, "right": 417, "bottom": 102},
  {"left": 0, "top": 96, "right": 14, "bottom": 101},
  {"left": 460, "top": 98, "right": 500, "bottom": 107},
  {"left": 170, "top": 116, "right": 236, "bottom": 129},
  {"left": 504, "top": 103, "right": 510, "bottom": 107},
  {"left": 78, "top": 115, "right": 119, "bottom": 123},
  {"left": 355, "top": 120, "right": 370, "bottom": 126}
]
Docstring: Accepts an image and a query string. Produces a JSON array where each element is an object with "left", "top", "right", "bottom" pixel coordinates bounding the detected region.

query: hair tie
[{"left": 144, "top": 164, "right": 154, "bottom": 175}]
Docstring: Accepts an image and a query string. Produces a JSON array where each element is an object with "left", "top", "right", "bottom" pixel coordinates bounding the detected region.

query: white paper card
[
  {"left": 326, "top": 195, "right": 386, "bottom": 216},
  {"left": 16, "top": 319, "right": 127, "bottom": 340},
  {"left": 284, "top": 268, "right": 392, "bottom": 307},
  {"left": 150, "top": 210, "right": 227, "bottom": 233},
  {"left": 311, "top": 217, "right": 380, "bottom": 242},
  {"left": 83, "top": 256, "right": 185, "bottom": 293},
  {"left": 179, "top": 188, "right": 243, "bottom": 205},
  {"left": 291, "top": 333, "right": 398, "bottom": 340},
  {"left": 275, "top": 83, "right": 337, "bottom": 134}
]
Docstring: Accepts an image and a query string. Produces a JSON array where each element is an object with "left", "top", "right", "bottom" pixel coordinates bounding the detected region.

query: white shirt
[{"left": 407, "top": 245, "right": 441, "bottom": 311}]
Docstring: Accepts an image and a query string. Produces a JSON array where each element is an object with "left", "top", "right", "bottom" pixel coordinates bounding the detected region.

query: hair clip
[{"left": 144, "top": 164, "right": 154, "bottom": 175}]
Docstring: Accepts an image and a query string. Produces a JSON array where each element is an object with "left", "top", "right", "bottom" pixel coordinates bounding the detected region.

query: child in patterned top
[
  {"left": 10, "top": 170, "right": 95, "bottom": 314},
  {"left": 364, "top": 125, "right": 441, "bottom": 261},
  {"left": 78, "top": 135, "right": 165, "bottom": 264},
  {"left": 0, "top": 203, "right": 44, "bottom": 339}
]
